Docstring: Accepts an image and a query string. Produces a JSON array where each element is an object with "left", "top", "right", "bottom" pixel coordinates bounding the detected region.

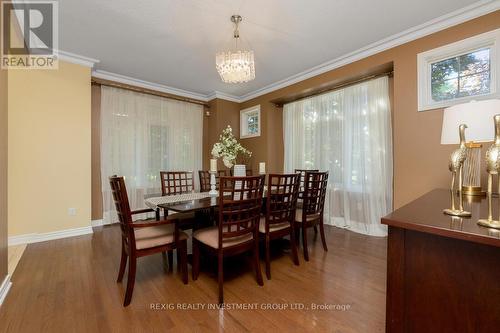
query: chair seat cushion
[
  {"left": 193, "top": 226, "right": 253, "bottom": 249},
  {"left": 258, "top": 216, "right": 290, "bottom": 233},
  {"left": 295, "top": 209, "right": 321, "bottom": 223},
  {"left": 134, "top": 224, "right": 188, "bottom": 250}
]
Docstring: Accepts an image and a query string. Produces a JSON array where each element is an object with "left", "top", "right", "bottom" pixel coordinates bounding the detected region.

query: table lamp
[{"left": 441, "top": 99, "right": 500, "bottom": 196}]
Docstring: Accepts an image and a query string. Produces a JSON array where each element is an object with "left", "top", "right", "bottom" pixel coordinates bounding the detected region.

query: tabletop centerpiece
[{"left": 211, "top": 125, "right": 252, "bottom": 176}]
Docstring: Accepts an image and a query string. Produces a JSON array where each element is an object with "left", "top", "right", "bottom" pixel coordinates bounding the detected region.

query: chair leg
[
  {"left": 179, "top": 241, "right": 188, "bottom": 284},
  {"left": 265, "top": 235, "right": 271, "bottom": 280},
  {"left": 161, "top": 252, "right": 168, "bottom": 269},
  {"left": 176, "top": 248, "right": 181, "bottom": 273},
  {"left": 167, "top": 250, "right": 173, "bottom": 272},
  {"left": 124, "top": 256, "right": 136, "bottom": 307},
  {"left": 289, "top": 227, "right": 300, "bottom": 266},
  {"left": 295, "top": 226, "right": 300, "bottom": 247},
  {"left": 254, "top": 237, "right": 264, "bottom": 286},
  {"left": 302, "top": 225, "right": 309, "bottom": 262},
  {"left": 117, "top": 242, "right": 127, "bottom": 283},
  {"left": 192, "top": 239, "right": 200, "bottom": 281},
  {"left": 218, "top": 252, "right": 224, "bottom": 304},
  {"left": 319, "top": 220, "right": 328, "bottom": 252},
  {"left": 313, "top": 225, "right": 318, "bottom": 234}
]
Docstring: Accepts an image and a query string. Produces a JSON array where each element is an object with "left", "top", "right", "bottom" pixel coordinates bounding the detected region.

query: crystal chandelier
[{"left": 216, "top": 15, "right": 255, "bottom": 83}]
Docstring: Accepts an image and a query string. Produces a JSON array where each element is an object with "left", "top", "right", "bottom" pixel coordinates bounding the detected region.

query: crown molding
[
  {"left": 206, "top": 91, "right": 241, "bottom": 103},
  {"left": 57, "top": 51, "right": 99, "bottom": 68},
  {"left": 238, "top": 0, "right": 500, "bottom": 102},
  {"left": 92, "top": 69, "right": 211, "bottom": 102}
]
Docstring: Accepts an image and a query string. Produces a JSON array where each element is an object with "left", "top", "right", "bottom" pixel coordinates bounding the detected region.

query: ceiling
[{"left": 59, "top": 0, "right": 494, "bottom": 99}]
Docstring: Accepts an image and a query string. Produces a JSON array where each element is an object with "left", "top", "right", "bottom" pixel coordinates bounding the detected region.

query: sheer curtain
[
  {"left": 284, "top": 76, "right": 392, "bottom": 236},
  {"left": 100, "top": 86, "right": 203, "bottom": 224}
]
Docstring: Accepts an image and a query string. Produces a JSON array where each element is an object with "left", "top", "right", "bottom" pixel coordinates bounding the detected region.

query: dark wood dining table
[{"left": 158, "top": 195, "right": 220, "bottom": 214}]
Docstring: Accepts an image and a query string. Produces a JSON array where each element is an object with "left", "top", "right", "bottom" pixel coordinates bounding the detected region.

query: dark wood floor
[{"left": 0, "top": 224, "right": 387, "bottom": 332}]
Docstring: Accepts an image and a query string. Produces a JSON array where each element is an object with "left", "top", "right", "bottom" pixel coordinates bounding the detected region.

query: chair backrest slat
[
  {"left": 160, "top": 171, "right": 194, "bottom": 196},
  {"left": 294, "top": 169, "right": 319, "bottom": 199},
  {"left": 218, "top": 176, "right": 264, "bottom": 244},
  {"left": 265, "top": 173, "right": 300, "bottom": 228},
  {"left": 109, "top": 176, "right": 135, "bottom": 246}
]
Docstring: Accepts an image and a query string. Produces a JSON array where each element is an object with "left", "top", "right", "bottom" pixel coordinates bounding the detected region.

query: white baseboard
[
  {"left": 91, "top": 219, "right": 116, "bottom": 227},
  {"left": 0, "top": 275, "right": 12, "bottom": 306},
  {"left": 8, "top": 225, "right": 94, "bottom": 246},
  {"left": 91, "top": 219, "right": 104, "bottom": 227}
]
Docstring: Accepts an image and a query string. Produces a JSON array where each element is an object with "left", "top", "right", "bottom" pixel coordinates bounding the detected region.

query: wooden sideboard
[{"left": 382, "top": 189, "right": 500, "bottom": 333}]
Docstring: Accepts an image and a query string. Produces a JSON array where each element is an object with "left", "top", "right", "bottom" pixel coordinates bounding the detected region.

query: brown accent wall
[
  {"left": 202, "top": 98, "right": 241, "bottom": 171},
  {"left": 0, "top": 52, "right": 8, "bottom": 284},
  {"left": 91, "top": 11, "right": 500, "bottom": 218},
  {"left": 91, "top": 85, "right": 102, "bottom": 220},
  {"left": 236, "top": 10, "right": 500, "bottom": 209}
]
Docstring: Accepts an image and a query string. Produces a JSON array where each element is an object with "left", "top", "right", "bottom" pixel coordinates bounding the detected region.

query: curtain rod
[
  {"left": 91, "top": 77, "right": 210, "bottom": 108},
  {"left": 274, "top": 71, "right": 393, "bottom": 107}
]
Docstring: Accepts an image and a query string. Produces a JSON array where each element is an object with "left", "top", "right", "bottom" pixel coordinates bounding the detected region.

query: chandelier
[{"left": 216, "top": 15, "right": 255, "bottom": 83}]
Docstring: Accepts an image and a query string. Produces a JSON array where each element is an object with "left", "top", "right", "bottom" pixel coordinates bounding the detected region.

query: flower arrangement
[{"left": 211, "top": 125, "right": 252, "bottom": 168}]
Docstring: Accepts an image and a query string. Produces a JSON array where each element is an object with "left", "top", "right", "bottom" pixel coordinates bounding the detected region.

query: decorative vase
[{"left": 233, "top": 164, "right": 246, "bottom": 177}]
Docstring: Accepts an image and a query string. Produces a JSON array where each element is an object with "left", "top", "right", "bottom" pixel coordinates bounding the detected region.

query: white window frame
[
  {"left": 417, "top": 28, "right": 500, "bottom": 111},
  {"left": 240, "top": 105, "right": 261, "bottom": 139}
]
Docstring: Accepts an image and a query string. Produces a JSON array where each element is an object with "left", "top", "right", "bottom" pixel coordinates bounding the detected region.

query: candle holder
[{"left": 208, "top": 171, "right": 218, "bottom": 196}]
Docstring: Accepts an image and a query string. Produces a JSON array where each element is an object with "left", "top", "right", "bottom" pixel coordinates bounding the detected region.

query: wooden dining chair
[
  {"left": 160, "top": 171, "right": 195, "bottom": 195},
  {"left": 159, "top": 171, "right": 197, "bottom": 269},
  {"left": 294, "top": 171, "right": 329, "bottom": 261},
  {"left": 192, "top": 175, "right": 265, "bottom": 304},
  {"left": 198, "top": 170, "right": 227, "bottom": 192},
  {"left": 109, "top": 176, "right": 188, "bottom": 307},
  {"left": 295, "top": 169, "right": 320, "bottom": 233},
  {"left": 294, "top": 169, "right": 319, "bottom": 200},
  {"left": 260, "top": 173, "right": 300, "bottom": 279}
]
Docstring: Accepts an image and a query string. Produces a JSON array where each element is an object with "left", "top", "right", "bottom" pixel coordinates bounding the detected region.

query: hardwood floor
[
  {"left": 0, "top": 224, "right": 387, "bottom": 332},
  {"left": 7, "top": 244, "right": 26, "bottom": 276}
]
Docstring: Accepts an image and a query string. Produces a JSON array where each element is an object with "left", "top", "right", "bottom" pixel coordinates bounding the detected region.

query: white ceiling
[{"left": 59, "top": 0, "right": 496, "bottom": 99}]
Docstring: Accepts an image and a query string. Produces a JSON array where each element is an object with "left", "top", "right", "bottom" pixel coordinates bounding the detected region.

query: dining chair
[
  {"left": 192, "top": 175, "right": 265, "bottom": 304},
  {"left": 109, "top": 176, "right": 188, "bottom": 307},
  {"left": 159, "top": 171, "right": 197, "bottom": 268},
  {"left": 294, "top": 169, "right": 319, "bottom": 200},
  {"left": 260, "top": 173, "right": 300, "bottom": 279},
  {"left": 160, "top": 171, "right": 195, "bottom": 195},
  {"left": 295, "top": 169, "right": 319, "bottom": 233},
  {"left": 294, "top": 171, "right": 329, "bottom": 261},
  {"left": 198, "top": 170, "right": 227, "bottom": 192}
]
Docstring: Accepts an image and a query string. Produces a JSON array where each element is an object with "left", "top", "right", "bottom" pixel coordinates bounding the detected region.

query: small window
[
  {"left": 418, "top": 28, "right": 500, "bottom": 111},
  {"left": 240, "top": 105, "right": 261, "bottom": 138}
]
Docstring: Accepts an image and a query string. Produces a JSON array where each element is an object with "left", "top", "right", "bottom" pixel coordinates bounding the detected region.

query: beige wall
[
  {"left": 8, "top": 61, "right": 92, "bottom": 236},
  {"left": 234, "top": 10, "right": 500, "bottom": 209},
  {"left": 0, "top": 50, "right": 7, "bottom": 283}
]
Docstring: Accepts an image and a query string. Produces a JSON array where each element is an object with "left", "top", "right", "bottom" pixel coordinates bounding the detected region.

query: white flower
[{"left": 211, "top": 125, "right": 251, "bottom": 168}]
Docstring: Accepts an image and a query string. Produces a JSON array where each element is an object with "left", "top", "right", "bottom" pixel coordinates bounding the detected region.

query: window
[
  {"left": 240, "top": 105, "right": 261, "bottom": 138},
  {"left": 283, "top": 76, "right": 392, "bottom": 236},
  {"left": 418, "top": 28, "right": 500, "bottom": 111}
]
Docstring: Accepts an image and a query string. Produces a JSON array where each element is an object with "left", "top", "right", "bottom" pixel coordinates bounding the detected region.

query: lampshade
[{"left": 441, "top": 99, "right": 500, "bottom": 144}]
